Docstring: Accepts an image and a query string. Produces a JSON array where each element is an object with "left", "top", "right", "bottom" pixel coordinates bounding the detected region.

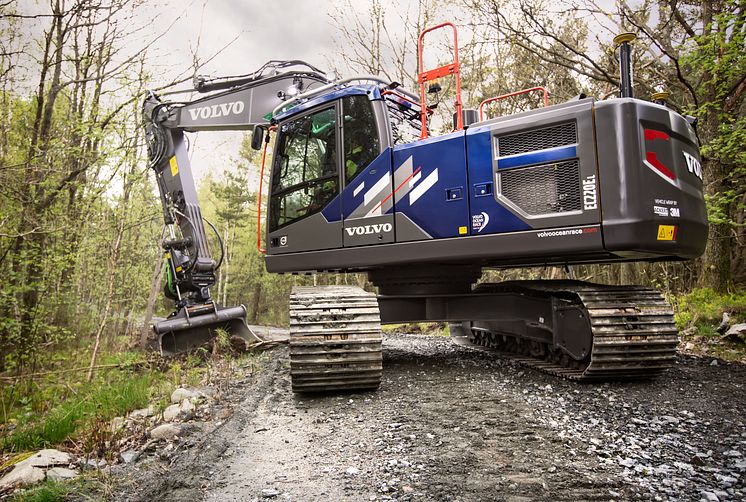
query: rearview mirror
[{"left": 251, "top": 125, "right": 266, "bottom": 150}]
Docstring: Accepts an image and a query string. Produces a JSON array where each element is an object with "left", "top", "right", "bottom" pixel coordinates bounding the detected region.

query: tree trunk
[{"left": 140, "top": 248, "right": 164, "bottom": 349}]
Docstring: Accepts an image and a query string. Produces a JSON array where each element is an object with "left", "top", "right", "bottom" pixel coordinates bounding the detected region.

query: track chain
[
  {"left": 289, "top": 286, "right": 382, "bottom": 392},
  {"left": 452, "top": 281, "right": 679, "bottom": 381}
]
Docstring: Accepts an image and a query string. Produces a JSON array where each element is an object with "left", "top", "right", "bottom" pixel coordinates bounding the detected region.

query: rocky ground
[{"left": 98, "top": 332, "right": 746, "bottom": 502}]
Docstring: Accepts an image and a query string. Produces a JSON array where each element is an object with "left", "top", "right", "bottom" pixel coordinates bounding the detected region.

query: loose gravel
[{"left": 114, "top": 333, "right": 746, "bottom": 501}]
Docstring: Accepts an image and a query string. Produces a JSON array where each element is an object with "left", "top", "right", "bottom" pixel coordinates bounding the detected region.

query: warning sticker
[
  {"left": 169, "top": 156, "right": 179, "bottom": 177},
  {"left": 657, "top": 225, "right": 677, "bottom": 241}
]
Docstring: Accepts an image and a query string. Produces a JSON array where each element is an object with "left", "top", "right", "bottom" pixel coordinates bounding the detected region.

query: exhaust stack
[{"left": 614, "top": 32, "right": 637, "bottom": 98}]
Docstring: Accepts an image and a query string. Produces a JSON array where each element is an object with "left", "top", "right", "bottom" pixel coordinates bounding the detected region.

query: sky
[{"left": 142, "top": 0, "right": 415, "bottom": 187}]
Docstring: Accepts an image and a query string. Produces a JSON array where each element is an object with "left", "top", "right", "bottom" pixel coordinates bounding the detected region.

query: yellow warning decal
[
  {"left": 458, "top": 226, "right": 468, "bottom": 235},
  {"left": 657, "top": 225, "right": 677, "bottom": 241},
  {"left": 169, "top": 156, "right": 179, "bottom": 177}
]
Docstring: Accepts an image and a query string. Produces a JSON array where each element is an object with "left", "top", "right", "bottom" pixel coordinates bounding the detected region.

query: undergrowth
[
  {"left": 9, "top": 480, "right": 71, "bottom": 502},
  {"left": 673, "top": 287, "right": 746, "bottom": 362}
]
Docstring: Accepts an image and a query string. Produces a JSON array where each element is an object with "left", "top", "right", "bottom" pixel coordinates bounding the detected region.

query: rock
[
  {"left": 711, "top": 359, "right": 719, "bottom": 366},
  {"left": 681, "top": 326, "right": 697, "bottom": 338},
  {"left": 25, "top": 449, "right": 72, "bottom": 467},
  {"left": 171, "top": 387, "right": 200, "bottom": 404},
  {"left": 716, "top": 313, "right": 731, "bottom": 334},
  {"left": 129, "top": 405, "right": 155, "bottom": 418},
  {"left": 0, "top": 463, "right": 45, "bottom": 488},
  {"left": 150, "top": 423, "right": 182, "bottom": 440},
  {"left": 723, "top": 323, "right": 746, "bottom": 343},
  {"left": 346, "top": 466, "right": 359, "bottom": 476},
  {"left": 111, "top": 416, "right": 126, "bottom": 433},
  {"left": 120, "top": 449, "right": 139, "bottom": 464},
  {"left": 79, "top": 458, "right": 107, "bottom": 471},
  {"left": 163, "top": 399, "right": 195, "bottom": 421},
  {"left": 261, "top": 488, "right": 280, "bottom": 498},
  {"left": 46, "top": 467, "right": 78, "bottom": 482},
  {"left": 163, "top": 403, "right": 182, "bottom": 421},
  {"left": 701, "top": 491, "right": 719, "bottom": 501}
]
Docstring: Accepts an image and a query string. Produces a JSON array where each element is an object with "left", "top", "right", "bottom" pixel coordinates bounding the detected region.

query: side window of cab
[{"left": 342, "top": 95, "right": 380, "bottom": 184}]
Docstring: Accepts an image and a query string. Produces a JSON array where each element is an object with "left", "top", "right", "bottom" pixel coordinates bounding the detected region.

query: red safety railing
[
  {"left": 478, "top": 87, "right": 549, "bottom": 121},
  {"left": 256, "top": 126, "right": 276, "bottom": 254},
  {"left": 418, "top": 22, "right": 463, "bottom": 139}
]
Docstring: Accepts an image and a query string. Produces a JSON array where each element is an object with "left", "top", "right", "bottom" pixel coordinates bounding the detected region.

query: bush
[{"left": 674, "top": 288, "right": 746, "bottom": 330}]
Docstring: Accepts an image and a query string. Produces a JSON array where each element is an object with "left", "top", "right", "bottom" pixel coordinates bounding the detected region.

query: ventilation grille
[
  {"left": 498, "top": 122, "right": 577, "bottom": 157},
  {"left": 499, "top": 160, "right": 581, "bottom": 216}
]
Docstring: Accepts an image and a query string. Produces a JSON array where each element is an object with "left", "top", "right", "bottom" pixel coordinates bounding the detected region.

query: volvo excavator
[{"left": 143, "top": 26, "right": 708, "bottom": 392}]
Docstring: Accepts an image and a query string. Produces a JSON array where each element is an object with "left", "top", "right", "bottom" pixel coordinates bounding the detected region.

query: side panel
[
  {"left": 595, "top": 99, "right": 707, "bottom": 259},
  {"left": 465, "top": 98, "right": 600, "bottom": 236},
  {"left": 341, "top": 150, "right": 395, "bottom": 246},
  {"left": 392, "top": 132, "right": 471, "bottom": 241}
]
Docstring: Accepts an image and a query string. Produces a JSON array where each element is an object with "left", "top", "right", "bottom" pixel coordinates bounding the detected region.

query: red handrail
[
  {"left": 478, "top": 87, "right": 549, "bottom": 121},
  {"left": 256, "top": 126, "right": 276, "bottom": 254},
  {"left": 417, "top": 22, "right": 463, "bottom": 139}
]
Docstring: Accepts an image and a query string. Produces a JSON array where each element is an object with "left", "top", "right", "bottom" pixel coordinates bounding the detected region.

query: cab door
[
  {"left": 339, "top": 94, "right": 395, "bottom": 247},
  {"left": 266, "top": 104, "right": 343, "bottom": 254}
]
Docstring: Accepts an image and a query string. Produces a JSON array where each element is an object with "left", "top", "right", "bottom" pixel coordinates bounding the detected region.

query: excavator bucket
[{"left": 152, "top": 304, "right": 258, "bottom": 355}]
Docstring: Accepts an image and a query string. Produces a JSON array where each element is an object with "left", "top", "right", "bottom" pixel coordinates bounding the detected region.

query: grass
[
  {"left": 10, "top": 480, "right": 71, "bottom": 502},
  {"left": 382, "top": 322, "right": 450, "bottom": 337},
  {"left": 2, "top": 371, "right": 153, "bottom": 452},
  {"left": 673, "top": 287, "right": 746, "bottom": 362}
]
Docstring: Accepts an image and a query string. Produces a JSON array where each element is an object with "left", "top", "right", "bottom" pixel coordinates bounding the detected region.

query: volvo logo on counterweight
[
  {"left": 345, "top": 223, "right": 393, "bottom": 236},
  {"left": 187, "top": 101, "right": 245, "bottom": 121}
]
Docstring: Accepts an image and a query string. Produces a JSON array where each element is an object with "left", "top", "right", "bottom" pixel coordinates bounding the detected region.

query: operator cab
[{"left": 267, "top": 86, "right": 397, "bottom": 256}]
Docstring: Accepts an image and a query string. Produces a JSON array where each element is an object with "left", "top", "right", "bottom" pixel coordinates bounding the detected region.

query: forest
[{"left": 0, "top": 0, "right": 744, "bottom": 489}]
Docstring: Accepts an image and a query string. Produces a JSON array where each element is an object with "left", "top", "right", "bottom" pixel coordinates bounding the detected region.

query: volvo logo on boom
[
  {"left": 187, "top": 101, "right": 245, "bottom": 121},
  {"left": 345, "top": 223, "right": 393, "bottom": 236}
]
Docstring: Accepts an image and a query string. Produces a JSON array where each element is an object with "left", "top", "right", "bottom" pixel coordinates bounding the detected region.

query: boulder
[
  {"left": 170, "top": 387, "right": 199, "bottom": 404},
  {"left": 163, "top": 399, "right": 195, "bottom": 422},
  {"left": 162, "top": 403, "right": 182, "bottom": 422},
  {"left": 722, "top": 323, "right": 746, "bottom": 343},
  {"left": 25, "top": 449, "right": 72, "bottom": 468},
  {"left": 46, "top": 467, "right": 78, "bottom": 482},
  {"left": 0, "top": 463, "right": 45, "bottom": 488},
  {"left": 129, "top": 405, "right": 155, "bottom": 419},
  {"left": 150, "top": 423, "right": 182, "bottom": 440}
]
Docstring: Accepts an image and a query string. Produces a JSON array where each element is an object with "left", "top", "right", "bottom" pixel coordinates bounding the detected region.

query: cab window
[
  {"left": 343, "top": 95, "right": 380, "bottom": 183},
  {"left": 270, "top": 106, "right": 338, "bottom": 231}
]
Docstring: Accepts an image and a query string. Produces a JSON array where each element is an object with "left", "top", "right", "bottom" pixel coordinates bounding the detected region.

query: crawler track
[
  {"left": 452, "top": 281, "right": 679, "bottom": 381},
  {"left": 289, "top": 286, "right": 383, "bottom": 392}
]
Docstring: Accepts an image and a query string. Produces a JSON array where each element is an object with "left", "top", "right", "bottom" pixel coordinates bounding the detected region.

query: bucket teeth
[{"left": 289, "top": 286, "right": 383, "bottom": 393}]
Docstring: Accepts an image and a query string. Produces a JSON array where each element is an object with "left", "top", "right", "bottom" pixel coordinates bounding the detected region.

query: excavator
[{"left": 143, "top": 26, "right": 707, "bottom": 392}]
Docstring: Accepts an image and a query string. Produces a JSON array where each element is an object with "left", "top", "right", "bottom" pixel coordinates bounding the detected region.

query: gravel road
[{"left": 116, "top": 333, "right": 746, "bottom": 501}]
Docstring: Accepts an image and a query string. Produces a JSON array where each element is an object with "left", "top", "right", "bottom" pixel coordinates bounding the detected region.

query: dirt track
[{"left": 116, "top": 333, "right": 746, "bottom": 501}]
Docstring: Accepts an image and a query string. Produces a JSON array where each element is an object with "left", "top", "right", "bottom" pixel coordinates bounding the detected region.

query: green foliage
[
  {"left": 673, "top": 288, "right": 746, "bottom": 329},
  {"left": 10, "top": 480, "right": 71, "bottom": 502},
  {"left": 2, "top": 369, "right": 154, "bottom": 452}
]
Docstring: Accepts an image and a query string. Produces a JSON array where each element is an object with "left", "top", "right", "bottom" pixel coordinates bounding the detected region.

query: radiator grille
[
  {"left": 497, "top": 122, "right": 577, "bottom": 157},
  {"left": 499, "top": 160, "right": 581, "bottom": 216}
]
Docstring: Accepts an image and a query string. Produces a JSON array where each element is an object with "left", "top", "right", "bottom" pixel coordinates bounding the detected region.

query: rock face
[{"left": 0, "top": 449, "right": 76, "bottom": 489}]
